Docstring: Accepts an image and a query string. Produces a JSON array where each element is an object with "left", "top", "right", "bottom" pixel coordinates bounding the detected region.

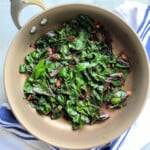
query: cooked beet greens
[{"left": 19, "top": 15, "right": 131, "bottom": 130}]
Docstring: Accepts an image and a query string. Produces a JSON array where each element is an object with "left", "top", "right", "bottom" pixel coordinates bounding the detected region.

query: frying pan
[{"left": 4, "top": 0, "right": 149, "bottom": 149}]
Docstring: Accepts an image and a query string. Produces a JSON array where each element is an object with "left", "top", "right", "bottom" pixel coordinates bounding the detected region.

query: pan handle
[{"left": 10, "top": 0, "right": 46, "bottom": 29}]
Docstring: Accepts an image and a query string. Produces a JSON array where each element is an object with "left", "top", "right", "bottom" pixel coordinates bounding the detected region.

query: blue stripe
[
  {"left": 0, "top": 123, "right": 38, "bottom": 140},
  {"left": 137, "top": 6, "right": 150, "bottom": 33},
  {"left": 13, "top": 133, "right": 38, "bottom": 140},
  {"left": 49, "top": 146, "right": 60, "bottom": 150},
  {"left": 0, "top": 107, "right": 38, "bottom": 140},
  {"left": 141, "top": 26, "right": 150, "bottom": 41},
  {"left": 0, "top": 122, "right": 11, "bottom": 126},
  {"left": 110, "top": 137, "right": 120, "bottom": 150},
  {"left": 4, "top": 126, "right": 33, "bottom": 135},
  {"left": 0, "top": 122, "right": 22, "bottom": 131},
  {"left": 0, "top": 121, "right": 22, "bottom": 128},
  {"left": 146, "top": 36, "right": 150, "bottom": 58},
  {"left": 115, "top": 127, "right": 131, "bottom": 150},
  {"left": 52, "top": 147, "right": 60, "bottom": 150},
  {"left": 0, "top": 122, "right": 29, "bottom": 134},
  {"left": 140, "top": 20, "right": 150, "bottom": 39},
  {"left": 0, "top": 107, "right": 20, "bottom": 124},
  {"left": 101, "top": 145, "right": 111, "bottom": 150}
]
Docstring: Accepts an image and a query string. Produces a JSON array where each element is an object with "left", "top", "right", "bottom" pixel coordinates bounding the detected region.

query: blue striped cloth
[
  {"left": 0, "top": 1, "right": 149, "bottom": 150},
  {"left": 137, "top": 6, "right": 150, "bottom": 59}
]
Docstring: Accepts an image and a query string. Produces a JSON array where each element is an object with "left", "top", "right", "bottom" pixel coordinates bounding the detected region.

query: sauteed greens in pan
[{"left": 19, "top": 15, "right": 131, "bottom": 130}]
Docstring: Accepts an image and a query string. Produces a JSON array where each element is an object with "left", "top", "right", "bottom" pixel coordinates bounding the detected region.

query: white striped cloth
[{"left": 0, "top": 1, "right": 149, "bottom": 150}]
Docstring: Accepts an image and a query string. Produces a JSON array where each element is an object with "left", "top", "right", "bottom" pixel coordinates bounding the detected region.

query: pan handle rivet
[
  {"left": 40, "top": 18, "right": 48, "bottom": 25},
  {"left": 30, "top": 26, "right": 37, "bottom": 34}
]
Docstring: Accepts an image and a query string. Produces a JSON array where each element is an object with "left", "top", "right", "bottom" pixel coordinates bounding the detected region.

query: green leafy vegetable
[{"left": 19, "top": 15, "right": 131, "bottom": 130}]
